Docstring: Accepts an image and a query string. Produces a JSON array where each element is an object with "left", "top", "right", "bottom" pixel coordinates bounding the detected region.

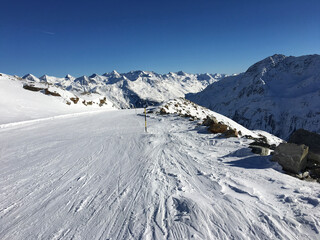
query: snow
[
  {"left": 157, "top": 98, "right": 283, "bottom": 145},
  {"left": 0, "top": 74, "right": 115, "bottom": 124},
  {"left": 0, "top": 108, "right": 319, "bottom": 239},
  {"left": 11, "top": 70, "right": 227, "bottom": 109},
  {"left": 187, "top": 54, "right": 320, "bottom": 139}
]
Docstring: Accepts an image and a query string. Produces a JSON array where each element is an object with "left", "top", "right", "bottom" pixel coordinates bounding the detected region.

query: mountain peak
[
  {"left": 65, "top": 74, "right": 74, "bottom": 79},
  {"left": 39, "top": 75, "right": 48, "bottom": 80},
  {"left": 246, "top": 54, "right": 287, "bottom": 74},
  {"left": 22, "top": 74, "right": 40, "bottom": 82},
  {"left": 177, "top": 71, "right": 187, "bottom": 76}
]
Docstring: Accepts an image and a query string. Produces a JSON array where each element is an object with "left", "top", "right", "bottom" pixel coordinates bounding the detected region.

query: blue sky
[{"left": 1, "top": 0, "right": 319, "bottom": 77}]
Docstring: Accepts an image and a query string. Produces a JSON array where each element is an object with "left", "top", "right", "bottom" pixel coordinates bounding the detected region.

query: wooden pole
[{"left": 144, "top": 108, "right": 147, "bottom": 133}]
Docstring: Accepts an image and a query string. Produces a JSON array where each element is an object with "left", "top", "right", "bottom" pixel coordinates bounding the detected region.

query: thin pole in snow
[{"left": 144, "top": 108, "right": 147, "bottom": 133}]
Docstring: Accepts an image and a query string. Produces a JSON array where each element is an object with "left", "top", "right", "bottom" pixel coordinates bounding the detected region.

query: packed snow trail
[{"left": 0, "top": 110, "right": 319, "bottom": 239}]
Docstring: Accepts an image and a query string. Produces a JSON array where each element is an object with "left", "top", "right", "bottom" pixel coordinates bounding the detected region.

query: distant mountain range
[
  {"left": 2, "top": 54, "right": 319, "bottom": 139},
  {"left": 20, "top": 71, "right": 226, "bottom": 108},
  {"left": 187, "top": 54, "right": 320, "bottom": 139}
]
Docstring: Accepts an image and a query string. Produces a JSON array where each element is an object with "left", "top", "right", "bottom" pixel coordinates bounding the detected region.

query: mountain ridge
[
  {"left": 18, "top": 70, "right": 227, "bottom": 108},
  {"left": 187, "top": 54, "right": 320, "bottom": 139}
]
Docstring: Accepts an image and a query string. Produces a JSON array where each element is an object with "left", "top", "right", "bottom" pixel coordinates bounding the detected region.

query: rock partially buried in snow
[
  {"left": 288, "top": 129, "right": 320, "bottom": 164},
  {"left": 249, "top": 146, "right": 271, "bottom": 156},
  {"left": 202, "top": 116, "right": 218, "bottom": 126},
  {"left": 224, "top": 129, "right": 239, "bottom": 138},
  {"left": 208, "top": 122, "right": 229, "bottom": 134},
  {"left": 155, "top": 98, "right": 284, "bottom": 146},
  {"left": 272, "top": 143, "right": 309, "bottom": 174}
]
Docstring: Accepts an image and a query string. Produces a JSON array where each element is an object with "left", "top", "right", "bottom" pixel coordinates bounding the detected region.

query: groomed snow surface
[{"left": 1, "top": 110, "right": 319, "bottom": 239}]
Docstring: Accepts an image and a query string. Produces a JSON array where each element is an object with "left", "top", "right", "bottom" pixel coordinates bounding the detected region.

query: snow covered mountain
[
  {"left": 1, "top": 67, "right": 320, "bottom": 239},
  {"left": 20, "top": 70, "right": 226, "bottom": 108},
  {"left": 187, "top": 54, "right": 320, "bottom": 139},
  {"left": 0, "top": 73, "right": 115, "bottom": 124}
]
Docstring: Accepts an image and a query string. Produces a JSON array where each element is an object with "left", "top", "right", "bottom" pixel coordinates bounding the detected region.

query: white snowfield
[{"left": 1, "top": 110, "right": 319, "bottom": 240}]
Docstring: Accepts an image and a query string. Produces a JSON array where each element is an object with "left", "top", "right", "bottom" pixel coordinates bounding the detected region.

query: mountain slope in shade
[{"left": 187, "top": 54, "right": 320, "bottom": 139}]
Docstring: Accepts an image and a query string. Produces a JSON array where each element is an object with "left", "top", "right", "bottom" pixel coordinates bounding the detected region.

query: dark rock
[
  {"left": 309, "top": 168, "right": 320, "bottom": 182},
  {"left": 202, "top": 116, "right": 218, "bottom": 126},
  {"left": 208, "top": 123, "right": 228, "bottom": 134},
  {"left": 224, "top": 129, "right": 239, "bottom": 138},
  {"left": 43, "top": 89, "right": 61, "bottom": 97},
  {"left": 159, "top": 108, "right": 167, "bottom": 115},
  {"left": 23, "top": 84, "right": 44, "bottom": 92},
  {"left": 70, "top": 97, "right": 79, "bottom": 104},
  {"left": 272, "top": 143, "right": 309, "bottom": 174},
  {"left": 249, "top": 139, "right": 276, "bottom": 150},
  {"left": 99, "top": 97, "right": 106, "bottom": 106},
  {"left": 288, "top": 129, "right": 320, "bottom": 164}
]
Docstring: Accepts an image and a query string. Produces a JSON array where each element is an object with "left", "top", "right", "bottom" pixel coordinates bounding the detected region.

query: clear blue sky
[{"left": 1, "top": 0, "right": 319, "bottom": 77}]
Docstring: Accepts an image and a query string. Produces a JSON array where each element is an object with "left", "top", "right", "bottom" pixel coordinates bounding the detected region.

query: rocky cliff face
[{"left": 187, "top": 54, "right": 320, "bottom": 139}]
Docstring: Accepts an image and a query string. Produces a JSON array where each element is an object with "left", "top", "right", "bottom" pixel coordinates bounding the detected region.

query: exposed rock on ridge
[{"left": 187, "top": 54, "right": 320, "bottom": 139}]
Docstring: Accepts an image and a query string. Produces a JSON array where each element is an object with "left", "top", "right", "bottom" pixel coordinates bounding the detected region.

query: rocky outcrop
[
  {"left": 202, "top": 116, "right": 218, "bottom": 126},
  {"left": 288, "top": 129, "right": 320, "bottom": 164},
  {"left": 43, "top": 89, "right": 61, "bottom": 97},
  {"left": 224, "top": 129, "right": 239, "bottom": 138},
  {"left": 272, "top": 143, "right": 309, "bottom": 174},
  {"left": 23, "top": 84, "right": 44, "bottom": 92},
  {"left": 70, "top": 97, "right": 79, "bottom": 104},
  {"left": 208, "top": 123, "right": 228, "bottom": 134}
]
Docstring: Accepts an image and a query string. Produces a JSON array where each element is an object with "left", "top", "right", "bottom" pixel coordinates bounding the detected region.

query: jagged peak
[
  {"left": 103, "top": 70, "right": 121, "bottom": 78},
  {"left": 177, "top": 71, "right": 187, "bottom": 76},
  {"left": 89, "top": 73, "right": 99, "bottom": 78},
  {"left": 39, "top": 74, "right": 49, "bottom": 80},
  {"left": 65, "top": 74, "right": 74, "bottom": 79},
  {"left": 22, "top": 73, "right": 40, "bottom": 82},
  {"left": 22, "top": 73, "right": 37, "bottom": 79}
]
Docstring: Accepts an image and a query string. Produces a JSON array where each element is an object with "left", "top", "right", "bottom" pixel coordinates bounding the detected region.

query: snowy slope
[
  {"left": 187, "top": 54, "right": 320, "bottom": 139},
  {"left": 156, "top": 98, "right": 283, "bottom": 145},
  {"left": 19, "top": 70, "right": 226, "bottom": 108},
  {"left": 0, "top": 109, "right": 319, "bottom": 239},
  {"left": 0, "top": 74, "right": 115, "bottom": 124}
]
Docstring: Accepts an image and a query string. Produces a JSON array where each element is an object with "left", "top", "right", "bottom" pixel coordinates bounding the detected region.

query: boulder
[
  {"left": 202, "top": 116, "right": 218, "bottom": 126},
  {"left": 159, "top": 108, "right": 168, "bottom": 115},
  {"left": 208, "top": 122, "right": 228, "bottom": 134},
  {"left": 44, "top": 89, "right": 61, "bottom": 97},
  {"left": 249, "top": 139, "right": 276, "bottom": 150},
  {"left": 224, "top": 129, "right": 239, "bottom": 138},
  {"left": 288, "top": 129, "right": 320, "bottom": 164},
  {"left": 70, "top": 97, "right": 79, "bottom": 104},
  {"left": 272, "top": 143, "right": 309, "bottom": 174}
]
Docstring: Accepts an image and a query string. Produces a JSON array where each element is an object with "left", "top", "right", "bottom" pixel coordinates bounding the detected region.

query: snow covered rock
[
  {"left": 156, "top": 98, "right": 283, "bottom": 146},
  {"left": 187, "top": 54, "right": 320, "bottom": 139},
  {"left": 272, "top": 143, "right": 309, "bottom": 174}
]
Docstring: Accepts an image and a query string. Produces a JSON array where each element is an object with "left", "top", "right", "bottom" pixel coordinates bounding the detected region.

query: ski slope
[{"left": 0, "top": 110, "right": 319, "bottom": 239}]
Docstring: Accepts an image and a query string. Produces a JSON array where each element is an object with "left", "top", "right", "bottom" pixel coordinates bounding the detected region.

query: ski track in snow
[{"left": 0, "top": 110, "right": 319, "bottom": 239}]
